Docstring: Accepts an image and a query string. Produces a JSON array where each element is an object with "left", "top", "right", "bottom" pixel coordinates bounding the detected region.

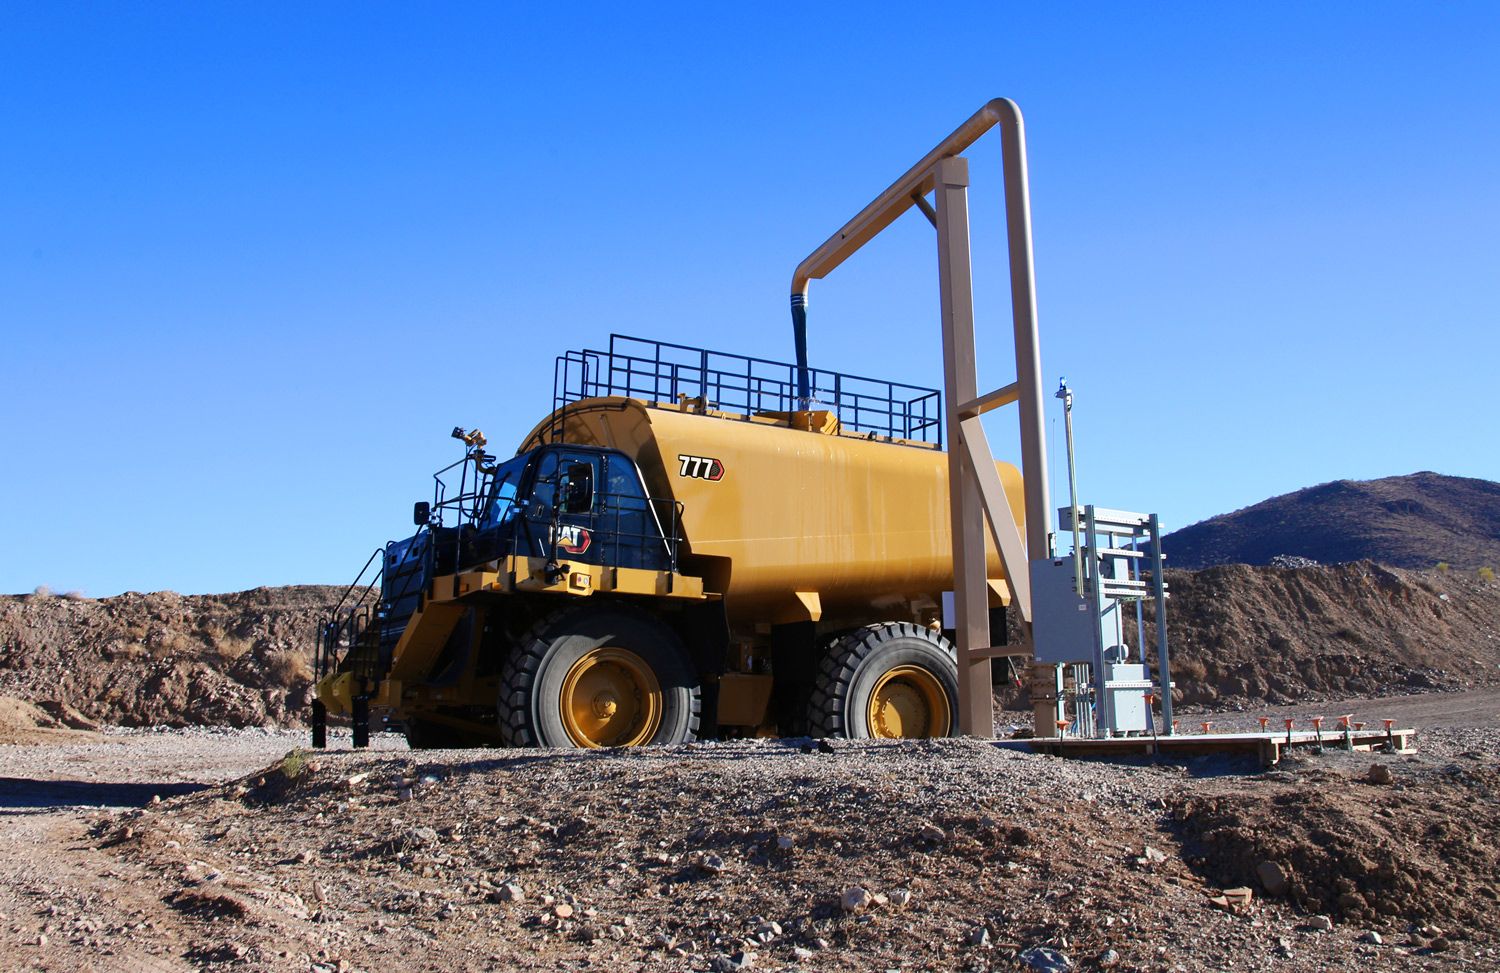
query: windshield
[{"left": 481, "top": 453, "right": 531, "bottom": 528}]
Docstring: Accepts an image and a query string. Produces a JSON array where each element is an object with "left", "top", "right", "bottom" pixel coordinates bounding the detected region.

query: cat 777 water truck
[
  {"left": 311, "top": 98, "right": 1176, "bottom": 749},
  {"left": 312, "top": 335, "right": 1026, "bottom": 748}
]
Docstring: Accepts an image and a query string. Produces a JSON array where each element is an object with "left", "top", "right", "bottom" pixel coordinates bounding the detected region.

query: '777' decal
[{"left": 677, "top": 454, "right": 724, "bottom": 481}]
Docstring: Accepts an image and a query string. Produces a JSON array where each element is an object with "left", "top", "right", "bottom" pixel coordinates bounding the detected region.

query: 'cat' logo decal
[
  {"left": 552, "top": 524, "right": 592, "bottom": 555},
  {"left": 677, "top": 454, "right": 725, "bottom": 481}
]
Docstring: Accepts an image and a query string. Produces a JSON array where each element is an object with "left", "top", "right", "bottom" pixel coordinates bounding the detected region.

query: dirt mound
[
  {"left": 0, "top": 586, "right": 357, "bottom": 729},
  {"left": 1163, "top": 471, "right": 1500, "bottom": 570},
  {"left": 47, "top": 725, "right": 1496, "bottom": 972},
  {"left": 81, "top": 740, "right": 1276, "bottom": 971},
  {"left": 1172, "top": 757, "right": 1500, "bottom": 941},
  {"left": 0, "top": 694, "right": 99, "bottom": 744},
  {"left": 1152, "top": 562, "right": 1500, "bottom": 707}
]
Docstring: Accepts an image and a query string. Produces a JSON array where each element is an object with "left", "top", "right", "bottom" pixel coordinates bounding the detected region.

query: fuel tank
[{"left": 521, "top": 397, "right": 1024, "bottom": 629}]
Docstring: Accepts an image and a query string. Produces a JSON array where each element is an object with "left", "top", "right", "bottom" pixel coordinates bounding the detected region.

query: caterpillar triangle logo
[{"left": 552, "top": 525, "right": 592, "bottom": 555}]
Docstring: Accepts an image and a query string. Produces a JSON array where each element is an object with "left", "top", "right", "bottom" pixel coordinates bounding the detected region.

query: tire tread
[
  {"left": 808, "top": 622, "right": 957, "bottom": 739},
  {"left": 496, "top": 603, "right": 701, "bottom": 747}
]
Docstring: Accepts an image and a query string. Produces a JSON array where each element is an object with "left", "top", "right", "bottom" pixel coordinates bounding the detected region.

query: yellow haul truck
[{"left": 312, "top": 335, "right": 1023, "bottom": 749}]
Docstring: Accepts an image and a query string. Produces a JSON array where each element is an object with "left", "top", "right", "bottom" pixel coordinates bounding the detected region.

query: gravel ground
[{"left": 1, "top": 693, "right": 1497, "bottom": 973}]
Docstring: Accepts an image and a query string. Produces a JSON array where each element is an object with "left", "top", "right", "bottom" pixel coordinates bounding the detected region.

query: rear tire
[
  {"left": 809, "top": 622, "right": 959, "bottom": 739},
  {"left": 497, "top": 606, "right": 701, "bottom": 748}
]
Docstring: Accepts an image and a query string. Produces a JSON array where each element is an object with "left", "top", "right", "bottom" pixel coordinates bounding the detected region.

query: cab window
[{"left": 482, "top": 454, "right": 531, "bottom": 528}]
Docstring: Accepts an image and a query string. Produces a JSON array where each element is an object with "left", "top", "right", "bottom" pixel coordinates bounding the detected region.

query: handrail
[
  {"left": 315, "top": 544, "right": 385, "bottom": 679},
  {"left": 551, "top": 334, "right": 942, "bottom": 445}
]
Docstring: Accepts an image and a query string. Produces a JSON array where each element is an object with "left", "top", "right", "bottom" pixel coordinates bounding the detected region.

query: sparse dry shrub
[
  {"left": 105, "top": 640, "right": 147, "bottom": 661},
  {"left": 153, "top": 630, "right": 199, "bottom": 657},
  {"left": 1481, "top": 566, "right": 1496, "bottom": 584},
  {"left": 265, "top": 650, "right": 312, "bottom": 687},
  {"left": 62, "top": 589, "right": 88, "bottom": 600},
  {"left": 214, "top": 636, "right": 255, "bottom": 662},
  {"left": 201, "top": 624, "right": 254, "bottom": 662},
  {"left": 31, "top": 585, "right": 52, "bottom": 599}
]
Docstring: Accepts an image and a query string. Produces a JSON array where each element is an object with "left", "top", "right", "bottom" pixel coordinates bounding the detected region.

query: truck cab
[{"left": 381, "top": 442, "right": 677, "bottom": 638}]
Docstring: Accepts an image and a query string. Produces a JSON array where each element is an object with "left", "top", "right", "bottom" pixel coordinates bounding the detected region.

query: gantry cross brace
[{"left": 790, "top": 98, "right": 1052, "bottom": 736}]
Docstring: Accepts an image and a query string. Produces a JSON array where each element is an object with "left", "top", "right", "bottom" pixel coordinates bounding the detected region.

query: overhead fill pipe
[{"left": 789, "top": 97, "right": 1052, "bottom": 559}]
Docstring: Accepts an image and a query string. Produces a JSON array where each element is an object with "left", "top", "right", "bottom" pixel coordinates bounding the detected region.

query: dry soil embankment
[
  {"left": 0, "top": 585, "right": 350, "bottom": 729},
  {"left": 2, "top": 564, "right": 1497, "bottom": 730}
]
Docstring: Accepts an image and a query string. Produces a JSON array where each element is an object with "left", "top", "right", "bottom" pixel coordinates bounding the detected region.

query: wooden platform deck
[{"left": 1015, "top": 727, "right": 1415, "bottom": 767}]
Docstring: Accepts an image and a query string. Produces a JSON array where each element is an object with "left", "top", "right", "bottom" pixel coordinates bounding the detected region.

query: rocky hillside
[
  {"left": 1154, "top": 562, "right": 1500, "bottom": 708},
  {"left": 4, "top": 563, "right": 1499, "bottom": 730},
  {"left": 1162, "top": 472, "right": 1500, "bottom": 570},
  {"left": 0, "top": 586, "right": 352, "bottom": 729}
]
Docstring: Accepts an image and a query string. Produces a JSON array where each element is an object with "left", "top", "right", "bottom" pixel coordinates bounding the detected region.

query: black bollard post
[
  {"left": 311, "top": 699, "right": 327, "bottom": 749},
  {"left": 352, "top": 695, "right": 370, "bottom": 750}
]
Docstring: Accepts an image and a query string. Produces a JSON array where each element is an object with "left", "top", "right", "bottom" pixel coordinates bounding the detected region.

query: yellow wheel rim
[
  {"left": 560, "top": 647, "right": 662, "bottom": 748},
  {"left": 866, "top": 665, "right": 950, "bottom": 739}
]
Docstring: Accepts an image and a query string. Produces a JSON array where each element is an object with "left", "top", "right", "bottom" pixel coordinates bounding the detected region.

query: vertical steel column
[
  {"left": 997, "top": 112, "right": 1063, "bottom": 740},
  {"left": 999, "top": 113, "right": 1052, "bottom": 559},
  {"left": 934, "top": 156, "right": 994, "bottom": 737},
  {"left": 1149, "top": 513, "right": 1175, "bottom": 734}
]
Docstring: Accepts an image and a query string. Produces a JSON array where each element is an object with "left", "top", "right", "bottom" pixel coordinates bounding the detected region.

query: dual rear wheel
[{"left": 809, "top": 622, "right": 960, "bottom": 740}]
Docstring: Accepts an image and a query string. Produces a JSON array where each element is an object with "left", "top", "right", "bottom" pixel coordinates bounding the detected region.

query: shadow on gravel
[
  {"left": 993, "top": 743, "right": 1265, "bottom": 778},
  {"left": 0, "top": 776, "right": 209, "bottom": 811},
  {"left": 412, "top": 740, "right": 841, "bottom": 779}
]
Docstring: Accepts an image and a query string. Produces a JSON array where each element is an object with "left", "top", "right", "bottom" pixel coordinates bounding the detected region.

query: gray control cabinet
[{"left": 1030, "top": 558, "right": 1097, "bottom": 664}]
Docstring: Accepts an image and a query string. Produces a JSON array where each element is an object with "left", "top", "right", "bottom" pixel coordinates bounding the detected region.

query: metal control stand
[{"left": 1033, "top": 506, "right": 1173, "bottom": 737}]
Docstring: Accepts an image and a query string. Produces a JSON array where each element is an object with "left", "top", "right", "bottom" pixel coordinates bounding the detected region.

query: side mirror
[{"left": 413, "top": 501, "right": 431, "bottom": 526}]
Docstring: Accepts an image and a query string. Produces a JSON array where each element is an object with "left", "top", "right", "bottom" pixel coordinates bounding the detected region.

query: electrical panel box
[
  {"left": 1104, "top": 663, "right": 1150, "bottom": 733},
  {"left": 1029, "top": 558, "right": 1097, "bottom": 664}
]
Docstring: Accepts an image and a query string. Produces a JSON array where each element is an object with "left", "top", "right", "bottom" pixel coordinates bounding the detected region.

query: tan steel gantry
[{"left": 790, "top": 98, "right": 1054, "bottom": 737}]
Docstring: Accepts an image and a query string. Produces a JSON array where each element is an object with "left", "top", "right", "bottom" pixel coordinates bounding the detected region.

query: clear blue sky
[{"left": 4, "top": 2, "right": 1497, "bottom": 596}]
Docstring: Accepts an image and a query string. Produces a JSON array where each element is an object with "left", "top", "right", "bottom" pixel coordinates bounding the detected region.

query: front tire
[
  {"left": 809, "top": 623, "right": 959, "bottom": 739},
  {"left": 497, "top": 606, "right": 701, "bottom": 748}
]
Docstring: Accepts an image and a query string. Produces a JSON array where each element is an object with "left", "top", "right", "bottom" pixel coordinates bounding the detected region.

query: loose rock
[
  {"left": 1018, "top": 944, "right": 1074, "bottom": 972},
  {"left": 840, "top": 886, "right": 873, "bottom": 913},
  {"left": 1255, "top": 861, "right": 1289, "bottom": 896}
]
